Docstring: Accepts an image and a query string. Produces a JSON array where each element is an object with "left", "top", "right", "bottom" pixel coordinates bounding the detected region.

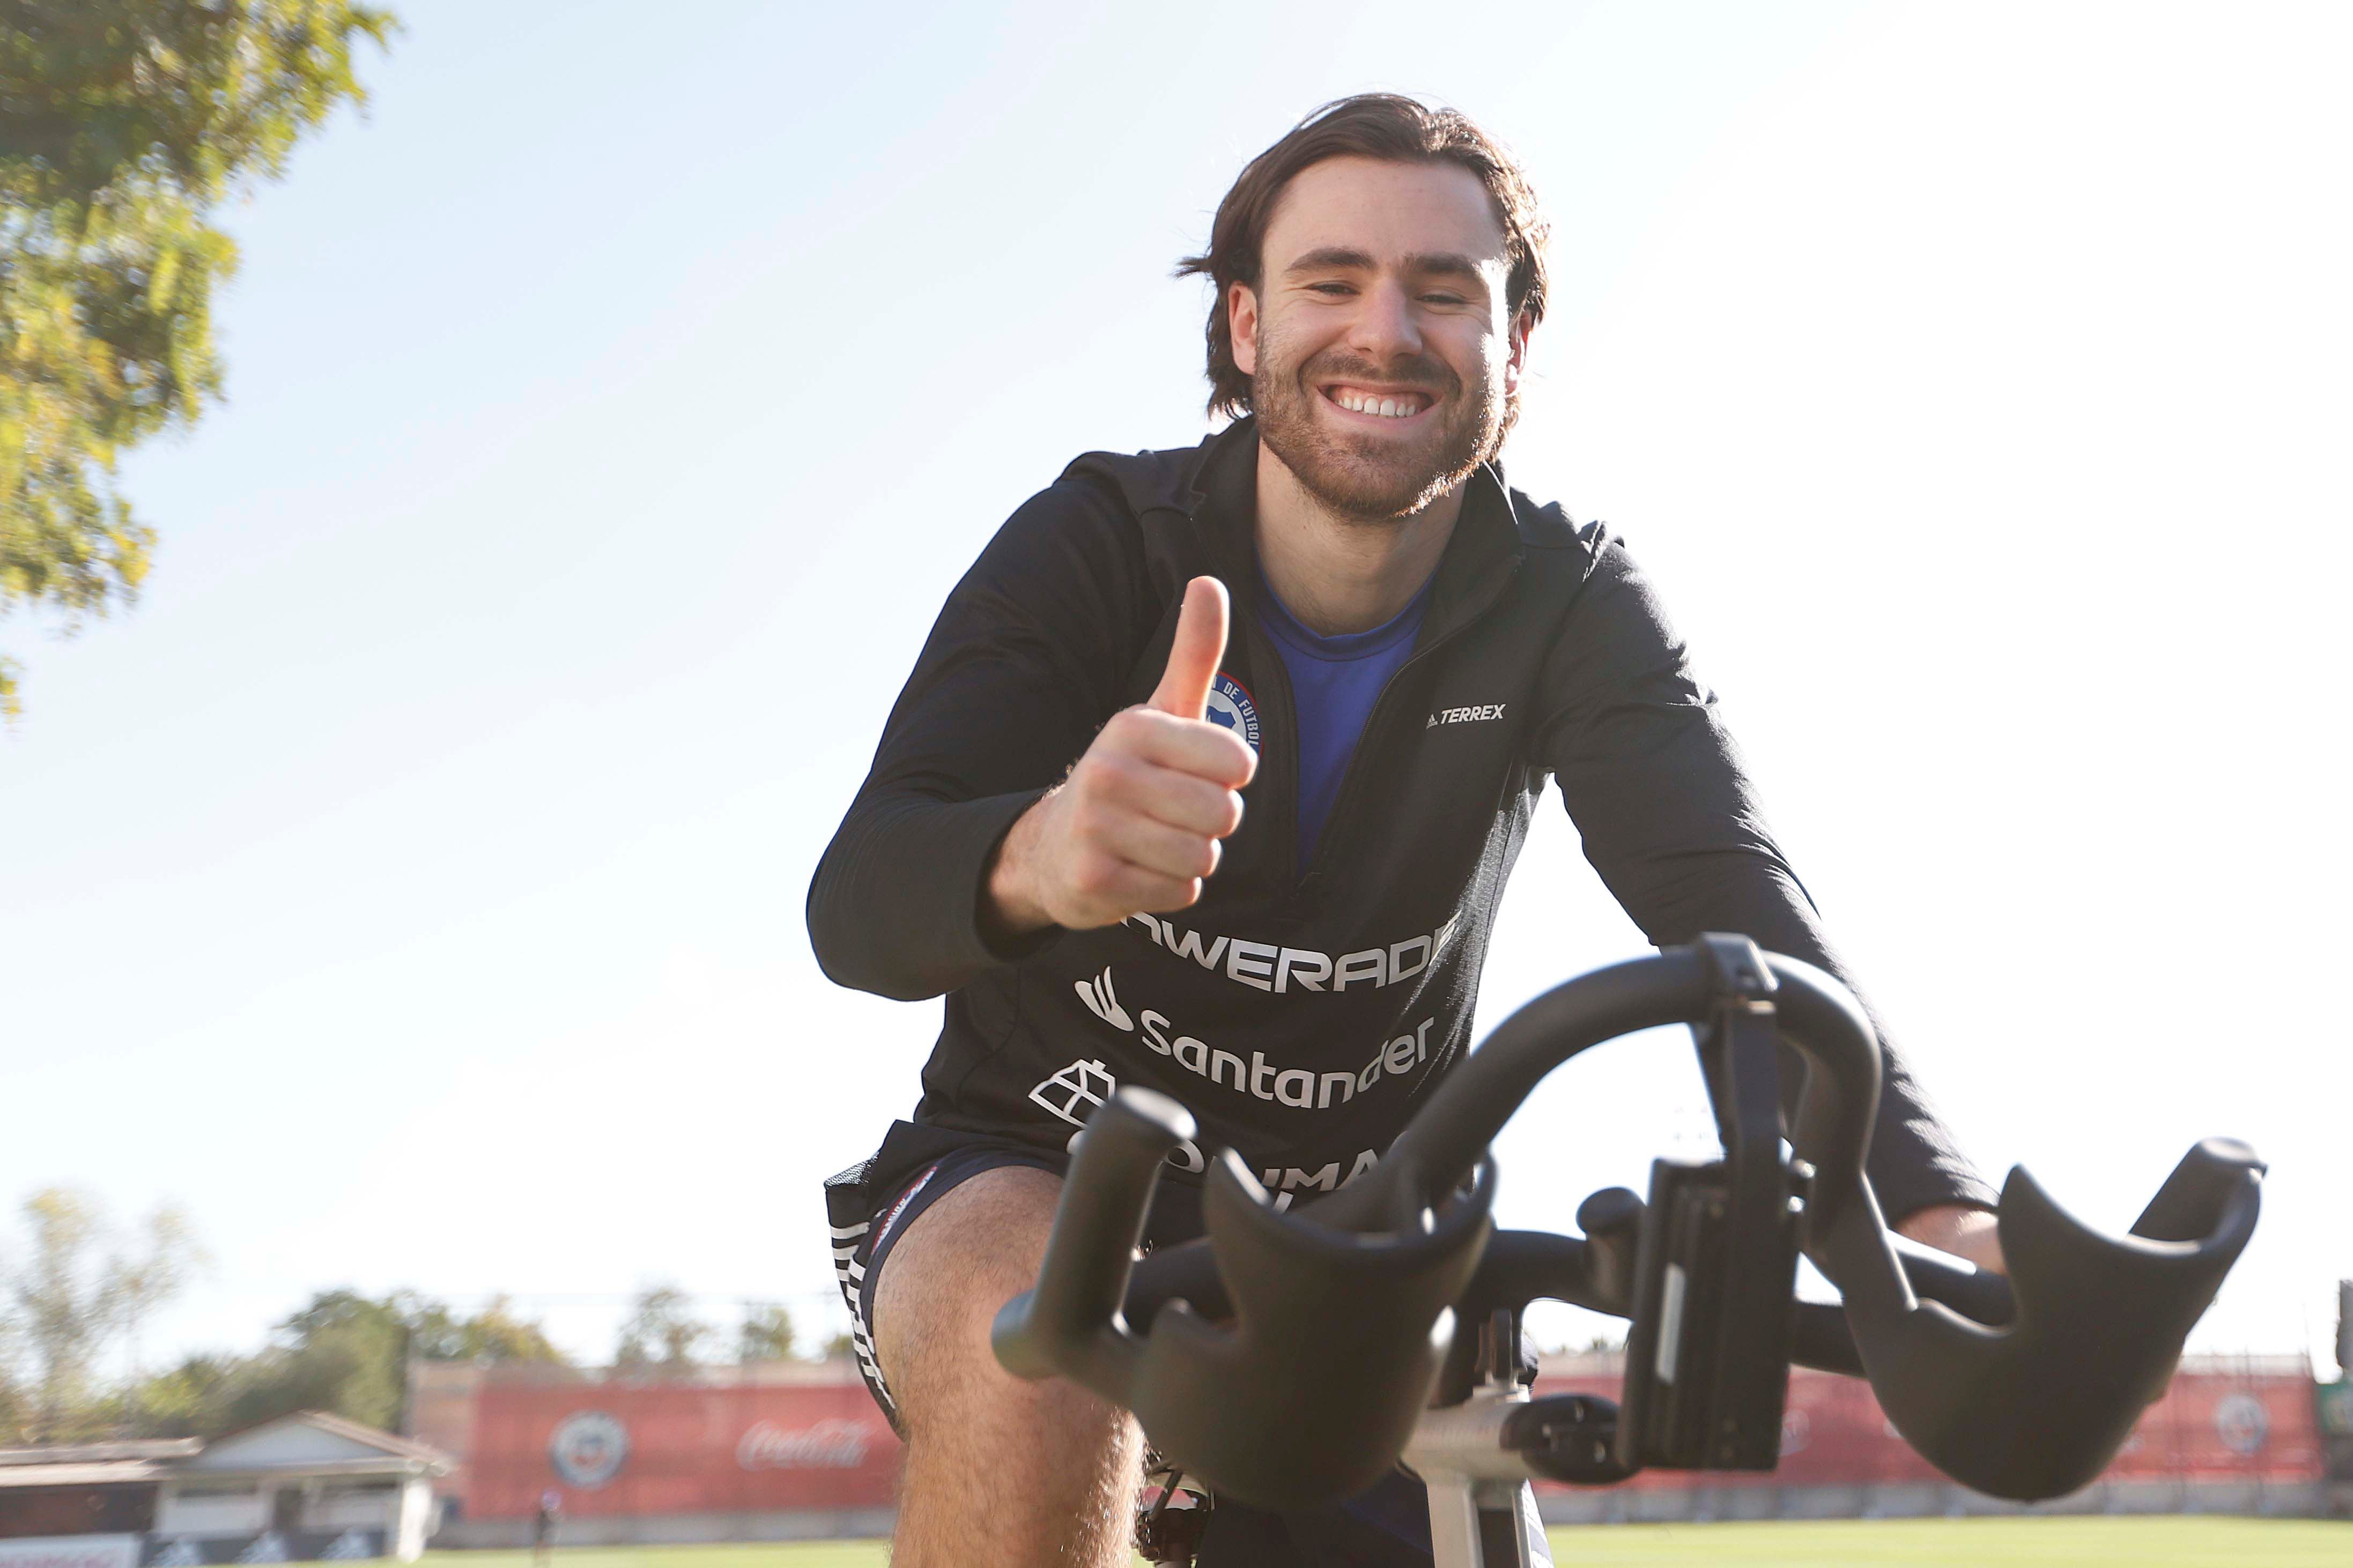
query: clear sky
[{"left": 4, "top": 0, "right": 2347, "bottom": 1376}]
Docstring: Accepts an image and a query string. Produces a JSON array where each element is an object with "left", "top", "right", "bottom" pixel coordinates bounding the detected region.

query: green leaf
[{"left": 0, "top": 0, "right": 399, "bottom": 717}]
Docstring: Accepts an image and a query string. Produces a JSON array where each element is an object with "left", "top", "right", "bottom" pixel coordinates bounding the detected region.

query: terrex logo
[
  {"left": 1074, "top": 966, "right": 1132, "bottom": 1029},
  {"left": 1427, "top": 703, "right": 1506, "bottom": 727}
]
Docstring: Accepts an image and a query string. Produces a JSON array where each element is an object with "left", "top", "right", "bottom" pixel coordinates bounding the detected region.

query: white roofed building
[{"left": 0, "top": 1413, "right": 449, "bottom": 1566}]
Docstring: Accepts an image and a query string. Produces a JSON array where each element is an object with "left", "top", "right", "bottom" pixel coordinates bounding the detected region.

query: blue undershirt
[{"left": 1255, "top": 568, "right": 1433, "bottom": 867}]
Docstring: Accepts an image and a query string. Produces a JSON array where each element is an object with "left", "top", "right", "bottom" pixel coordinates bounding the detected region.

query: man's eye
[
  {"left": 1422, "top": 293, "right": 1468, "bottom": 306},
  {"left": 1309, "top": 282, "right": 1355, "bottom": 296}
]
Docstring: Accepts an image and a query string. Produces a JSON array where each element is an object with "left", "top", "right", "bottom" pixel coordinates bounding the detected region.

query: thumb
[{"left": 1148, "top": 576, "right": 1230, "bottom": 720}]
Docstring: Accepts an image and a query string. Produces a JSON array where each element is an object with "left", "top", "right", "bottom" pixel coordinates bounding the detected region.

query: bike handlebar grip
[
  {"left": 991, "top": 1088, "right": 1194, "bottom": 1385},
  {"left": 1122, "top": 1235, "right": 1231, "bottom": 1331},
  {"left": 1124, "top": 1150, "right": 1498, "bottom": 1509},
  {"left": 1827, "top": 1137, "right": 2263, "bottom": 1500},
  {"left": 2131, "top": 1137, "right": 2263, "bottom": 1243},
  {"left": 1889, "top": 1235, "right": 2015, "bottom": 1327},
  {"left": 998, "top": 1091, "right": 1494, "bottom": 1509}
]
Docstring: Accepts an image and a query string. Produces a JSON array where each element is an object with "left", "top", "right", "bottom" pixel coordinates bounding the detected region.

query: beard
[{"left": 1248, "top": 330, "right": 1508, "bottom": 522}]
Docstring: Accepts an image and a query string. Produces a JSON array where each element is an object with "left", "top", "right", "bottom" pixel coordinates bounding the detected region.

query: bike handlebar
[
  {"left": 1106, "top": 1216, "right": 2005, "bottom": 1381},
  {"left": 991, "top": 939, "right": 2261, "bottom": 1509}
]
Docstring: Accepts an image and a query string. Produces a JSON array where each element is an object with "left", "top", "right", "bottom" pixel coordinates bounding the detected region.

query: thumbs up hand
[{"left": 983, "top": 577, "right": 1259, "bottom": 939}]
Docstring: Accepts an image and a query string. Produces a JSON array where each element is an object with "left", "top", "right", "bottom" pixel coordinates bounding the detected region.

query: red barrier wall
[
  {"left": 466, "top": 1378, "right": 901, "bottom": 1517},
  {"left": 450, "top": 1364, "right": 2319, "bottom": 1519},
  {"left": 1531, "top": 1366, "right": 2321, "bottom": 1494}
]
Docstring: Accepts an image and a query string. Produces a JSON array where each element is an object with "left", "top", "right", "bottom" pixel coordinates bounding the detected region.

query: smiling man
[{"left": 809, "top": 95, "right": 2002, "bottom": 1568}]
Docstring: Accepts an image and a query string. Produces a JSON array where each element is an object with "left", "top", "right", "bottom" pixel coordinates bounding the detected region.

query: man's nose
[{"left": 1346, "top": 278, "right": 1423, "bottom": 361}]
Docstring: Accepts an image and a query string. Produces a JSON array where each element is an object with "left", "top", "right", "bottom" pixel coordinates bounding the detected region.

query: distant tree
[
  {"left": 614, "top": 1284, "right": 710, "bottom": 1370},
  {"left": 117, "top": 1287, "right": 569, "bottom": 1438},
  {"left": 109, "top": 1205, "right": 203, "bottom": 1378},
  {"left": 736, "top": 1303, "right": 795, "bottom": 1364},
  {"left": 0, "top": 1186, "right": 202, "bottom": 1441},
  {"left": 235, "top": 1287, "right": 412, "bottom": 1431},
  {"left": 0, "top": 0, "right": 397, "bottom": 717},
  {"left": 819, "top": 1329, "right": 856, "bottom": 1362},
  {"left": 108, "top": 1350, "right": 240, "bottom": 1438},
  {"left": 7, "top": 1188, "right": 109, "bottom": 1438},
  {"left": 428, "top": 1294, "right": 566, "bottom": 1364}
]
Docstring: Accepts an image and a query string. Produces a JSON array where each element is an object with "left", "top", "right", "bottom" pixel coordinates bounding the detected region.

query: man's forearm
[{"left": 807, "top": 790, "right": 1049, "bottom": 1002}]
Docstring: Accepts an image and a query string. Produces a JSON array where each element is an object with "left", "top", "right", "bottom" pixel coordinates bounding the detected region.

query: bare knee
[
  {"left": 872, "top": 1166, "right": 1059, "bottom": 1418},
  {"left": 871, "top": 1165, "right": 1140, "bottom": 1566}
]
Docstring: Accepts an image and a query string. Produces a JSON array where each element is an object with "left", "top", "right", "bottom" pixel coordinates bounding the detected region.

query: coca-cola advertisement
[{"left": 461, "top": 1376, "right": 900, "bottom": 1518}]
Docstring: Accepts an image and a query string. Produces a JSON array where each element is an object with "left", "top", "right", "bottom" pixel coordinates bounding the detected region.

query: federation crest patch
[
  {"left": 550, "top": 1409, "right": 630, "bottom": 1489},
  {"left": 1205, "top": 672, "right": 1262, "bottom": 751}
]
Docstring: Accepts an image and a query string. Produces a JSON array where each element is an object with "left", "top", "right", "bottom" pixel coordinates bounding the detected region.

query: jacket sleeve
[
  {"left": 1531, "top": 535, "right": 1997, "bottom": 1223},
  {"left": 806, "top": 479, "right": 1150, "bottom": 1001}
]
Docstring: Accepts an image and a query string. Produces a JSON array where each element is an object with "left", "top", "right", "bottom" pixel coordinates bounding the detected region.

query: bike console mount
[{"left": 991, "top": 937, "right": 2262, "bottom": 1562}]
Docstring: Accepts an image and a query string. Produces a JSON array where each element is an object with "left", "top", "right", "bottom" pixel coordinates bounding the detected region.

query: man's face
[{"left": 1231, "top": 155, "right": 1529, "bottom": 522}]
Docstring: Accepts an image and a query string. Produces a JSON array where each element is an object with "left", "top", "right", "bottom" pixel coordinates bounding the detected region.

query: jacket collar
[{"left": 1186, "top": 416, "right": 1527, "bottom": 644}]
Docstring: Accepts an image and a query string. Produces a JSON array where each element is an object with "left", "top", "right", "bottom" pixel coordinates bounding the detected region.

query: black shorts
[
  {"left": 822, "top": 1121, "right": 1552, "bottom": 1566},
  {"left": 824, "top": 1122, "right": 1086, "bottom": 1429}
]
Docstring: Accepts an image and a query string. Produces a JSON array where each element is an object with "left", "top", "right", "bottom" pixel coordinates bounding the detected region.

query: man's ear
[
  {"left": 1503, "top": 304, "right": 1533, "bottom": 398},
  {"left": 1229, "top": 281, "right": 1261, "bottom": 377}
]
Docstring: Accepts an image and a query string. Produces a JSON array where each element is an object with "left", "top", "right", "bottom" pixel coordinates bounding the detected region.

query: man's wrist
[
  {"left": 978, "top": 792, "right": 1057, "bottom": 947},
  {"left": 1893, "top": 1203, "right": 2006, "bottom": 1275}
]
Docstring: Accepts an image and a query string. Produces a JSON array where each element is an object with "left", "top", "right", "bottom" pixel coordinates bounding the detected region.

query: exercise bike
[{"left": 992, "top": 935, "right": 2263, "bottom": 1567}]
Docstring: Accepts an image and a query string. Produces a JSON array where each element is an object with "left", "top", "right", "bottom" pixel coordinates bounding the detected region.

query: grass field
[{"left": 404, "top": 1518, "right": 2350, "bottom": 1566}]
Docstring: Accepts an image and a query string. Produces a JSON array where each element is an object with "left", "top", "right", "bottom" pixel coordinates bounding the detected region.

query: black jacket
[{"left": 808, "top": 419, "right": 1993, "bottom": 1220}]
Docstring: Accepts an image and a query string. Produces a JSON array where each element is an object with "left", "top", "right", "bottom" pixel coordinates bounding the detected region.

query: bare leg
[{"left": 871, "top": 1164, "right": 1142, "bottom": 1567}]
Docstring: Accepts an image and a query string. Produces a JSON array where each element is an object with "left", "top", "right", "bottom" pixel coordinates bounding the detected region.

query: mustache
[{"left": 1301, "top": 352, "right": 1457, "bottom": 400}]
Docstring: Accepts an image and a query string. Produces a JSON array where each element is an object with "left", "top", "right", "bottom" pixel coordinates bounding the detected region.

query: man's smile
[{"left": 1319, "top": 382, "right": 1437, "bottom": 423}]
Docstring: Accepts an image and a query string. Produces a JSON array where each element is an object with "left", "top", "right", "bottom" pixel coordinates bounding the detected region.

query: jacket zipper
[
  {"left": 1286, "top": 559, "right": 1523, "bottom": 891},
  {"left": 1231, "top": 611, "right": 1305, "bottom": 888}
]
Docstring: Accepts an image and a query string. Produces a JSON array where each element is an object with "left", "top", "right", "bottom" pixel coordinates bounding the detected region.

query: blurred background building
[{"left": 0, "top": 1412, "right": 448, "bottom": 1563}]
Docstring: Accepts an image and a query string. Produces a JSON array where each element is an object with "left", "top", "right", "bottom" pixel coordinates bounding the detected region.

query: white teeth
[{"left": 1331, "top": 390, "right": 1419, "bottom": 419}]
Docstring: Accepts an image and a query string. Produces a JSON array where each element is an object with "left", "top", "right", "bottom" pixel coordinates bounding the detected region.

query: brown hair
[{"left": 1175, "top": 94, "right": 1551, "bottom": 423}]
